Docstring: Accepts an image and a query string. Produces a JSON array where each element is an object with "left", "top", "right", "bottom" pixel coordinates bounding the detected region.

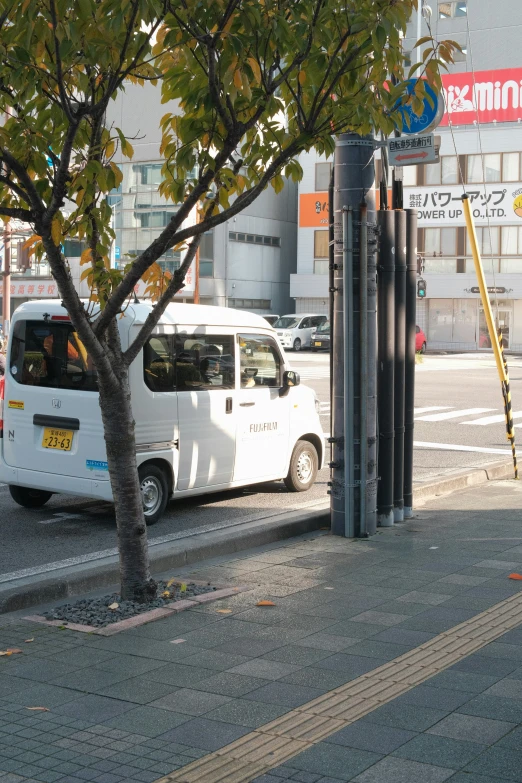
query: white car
[
  {"left": 274, "top": 314, "right": 327, "bottom": 351},
  {"left": 0, "top": 301, "right": 325, "bottom": 524}
]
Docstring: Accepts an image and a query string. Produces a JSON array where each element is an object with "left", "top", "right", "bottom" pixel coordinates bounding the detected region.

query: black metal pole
[
  {"left": 393, "top": 209, "right": 407, "bottom": 523},
  {"left": 330, "top": 133, "right": 375, "bottom": 537},
  {"left": 404, "top": 208, "right": 418, "bottom": 518},
  {"left": 329, "top": 167, "right": 334, "bottom": 453},
  {"left": 376, "top": 210, "right": 395, "bottom": 527}
]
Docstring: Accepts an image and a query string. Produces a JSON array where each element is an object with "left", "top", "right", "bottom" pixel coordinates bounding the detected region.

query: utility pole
[
  {"left": 393, "top": 210, "right": 407, "bottom": 523},
  {"left": 193, "top": 210, "right": 200, "bottom": 304},
  {"left": 330, "top": 133, "right": 376, "bottom": 538},
  {"left": 2, "top": 221, "right": 10, "bottom": 335},
  {"left": 404, "top": 209, "right": 418, "bottom": 518}
]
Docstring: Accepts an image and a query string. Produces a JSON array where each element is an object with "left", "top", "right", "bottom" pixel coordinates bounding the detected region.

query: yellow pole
[
  {"left": 462, "top": 195, "right": 506, "bottom": 383},
  {"left": 462, "top": 194, "right": 518, "bottom": 479}
]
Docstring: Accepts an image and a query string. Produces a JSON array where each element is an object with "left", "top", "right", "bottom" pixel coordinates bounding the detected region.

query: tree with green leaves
[{"left": 0, "top": 0, "right": 457, "bottom": 601}]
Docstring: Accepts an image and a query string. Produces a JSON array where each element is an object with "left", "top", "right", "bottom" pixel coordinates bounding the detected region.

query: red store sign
[
  {"left": 0, "top": 280, "right": 58, "bottom": 298},
  {"left": 440, "top": 68, "right": 522, "bottom": 126}
]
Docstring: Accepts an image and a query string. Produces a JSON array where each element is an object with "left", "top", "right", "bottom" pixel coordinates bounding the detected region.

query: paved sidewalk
[{"left": 1, "top": 478, "right": 522, "bottom": 782}]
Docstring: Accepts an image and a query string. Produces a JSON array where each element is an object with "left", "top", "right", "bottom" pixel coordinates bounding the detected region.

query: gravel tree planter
[{"left": 25, "top": 580, "right": 248, "bottom": 636}]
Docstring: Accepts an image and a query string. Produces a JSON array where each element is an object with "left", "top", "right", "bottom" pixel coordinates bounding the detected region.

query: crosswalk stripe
[
  {"left": 414, "top": 440, "right": 510, "bottom": 455},
  {"left": 415, "top": 407, "right": 495, "bottom": 422},
  {"left": 414, "top": 406, "right": 453, "bottom": 415},
  {"left": 463, "top": 411, "right": 522, "bottom": 426}
]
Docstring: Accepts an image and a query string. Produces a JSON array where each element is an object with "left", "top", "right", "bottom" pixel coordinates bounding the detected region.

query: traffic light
[{"left": 417, "top": 278, "right": 427, "bottom": 298}]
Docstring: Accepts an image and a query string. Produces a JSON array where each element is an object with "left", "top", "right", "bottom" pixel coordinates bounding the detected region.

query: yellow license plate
[
  {"left": 315, "top": 342, "right": 321, "bottom": 347},
  {"left": 42, "top": 428, "right": 73, "bottom": 451}
]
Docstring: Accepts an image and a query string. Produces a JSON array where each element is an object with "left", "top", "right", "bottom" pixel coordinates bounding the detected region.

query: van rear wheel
[
  {"left": 138, "top": 464, "right": 168, "bottom": 525},
  {"left": 9, "top": 485, "right": 52, "bottom": 508},
  {"left": 293, "top": 338, "right": 301, "bottom": 352},
  {"left": 284, "top": 440, "right": 318, "bottom": 492}
]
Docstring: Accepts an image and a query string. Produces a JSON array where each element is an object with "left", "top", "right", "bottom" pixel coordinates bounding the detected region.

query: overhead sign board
[
  {"left": 405, "top": 182, "right": 522, "bottom": 226},
  {"left": 387, "top": 134, "right": 440, "bottom": 166},
  {"left": 440, "top": 67, "right": 522, "bottom": 127},
  {"left": 393, "top": 79, "right": 443, "bottom": 135},
  {"left": 299, "top": 192, "right": 329, "bottom": 227}
]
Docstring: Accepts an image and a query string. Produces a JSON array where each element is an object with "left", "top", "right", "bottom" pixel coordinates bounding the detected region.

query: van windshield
[
  {"left": 274, "top": 317, "right": 299, "bottom": 329},
  {"left": 317, "top": 321, "right": 330, "bottom": 333},
  {"left": 10, "top": 320, "right": 98, "bottom": 391}
]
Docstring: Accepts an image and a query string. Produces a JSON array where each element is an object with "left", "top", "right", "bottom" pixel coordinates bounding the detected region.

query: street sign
[
  {"left": 115, "top": 246, "right": 121, "bottom": 260},
  {"left": 387, "top": 134, "right": 440, "bottom": 167},
  {"left": 393, "top": 79, "right": 444, "bottom": 135}
]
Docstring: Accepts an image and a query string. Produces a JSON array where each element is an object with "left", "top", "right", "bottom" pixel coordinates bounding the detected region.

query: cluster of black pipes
[{"left": 328, "top": 132, "right": 419, "bottom": 537}]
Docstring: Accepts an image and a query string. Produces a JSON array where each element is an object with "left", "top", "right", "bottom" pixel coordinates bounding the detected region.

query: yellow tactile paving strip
[{"left": 155, "top": 590, "right": 522, "bottom": 783}]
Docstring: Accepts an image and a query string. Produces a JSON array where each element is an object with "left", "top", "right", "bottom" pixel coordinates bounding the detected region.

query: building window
[
  {"left": 503, "top": 153, "right": 520, "bottom": 182},
  {"left": 466, "top": 226, "right": 500, "bottom": 256},
  {"left": 467, "top": 154, "right": 501, "bottom": 183},
  {"left": 314, "top": 229, "right": 329, "bottom": 274},
  {"left": 315, "top": 163, "right": 332, "bottom": 191},
  {"left": 135, "top": 210, "right": 178, "bottom": 227},
  {"left": 200, "top": 260, "right": 213, "bottom": 277},
  {"left": 439, "top": 1, "right": 467, "bottom": 19},
  {"left": 228, "top": 298, "right": 271, "bottom": 310},
  {"left": 133, "top": 163, "right": 163, "bottom": 186},
  {"left": 229, "top": 232, "right": 280, "bottom": 247},
  {"left": 200, "top": 231, "right": 214, "bottom": 260},
  {"left": 501, "top": 226, "right": 522, "bottom": 256},
  {"left": 425, "top": 156, "right": 459, "bottom": 186},
  {"left": 423, "top": 227, "right": 457, "bottom": 256},
  {"left": 402, "top": 166, "right": 417, "bottom": 187}
]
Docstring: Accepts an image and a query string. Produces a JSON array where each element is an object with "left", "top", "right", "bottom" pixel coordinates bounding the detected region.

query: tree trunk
[{"left": 97, "top": 363, "right": 156, "bottom": 602}]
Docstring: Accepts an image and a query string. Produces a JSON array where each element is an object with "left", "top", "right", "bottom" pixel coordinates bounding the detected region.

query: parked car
[
  {"left": 0, "top": 301, "right": 326, "bottom": 524},
  {"left": 274, "top": 314, "right": 327, "bottom": 351},
  {"left": 311, "top": 320, "right": 331, "bottom": 352},
  {"left": 261, "top": 315, "right": 279, "bottom": 326},
  {"left": 416, "top": 325, "right": 427, "bottom": 353}
]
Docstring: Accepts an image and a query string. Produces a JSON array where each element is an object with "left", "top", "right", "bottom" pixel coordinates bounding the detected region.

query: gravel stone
[{"left": 42, "top": 581, "right": 216, "bottom": 627}]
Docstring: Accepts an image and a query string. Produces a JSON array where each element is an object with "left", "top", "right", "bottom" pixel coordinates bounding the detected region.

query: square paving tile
[
  {"left": 212, "top": 639, "right": 283, "bottom": 657},
  {"left": 393, "top": 685, "right": 473, "bottom": 712},
  {"left": 261, "top": 646, "right": 334, "bottom": 667},
  {"left": 227, "top": 659, "right": 301, "bottom": 680},
  {"left": 352, "top": 756, "right": 455, "bottom": 783},
  {"left": 99, "top": 677, "right": 179, "bottom": 705},
  {"left": 149, "top": 688, "right": 231, "bottom": 715},
  {"left": 422, "top": 670, "right": 502, "bottom": 695},
  {"left": 458, "top": 694, "right": 522, "bottom": 723},
  {"left": 362, "top": 703, "right": 449, "bottom": 732},
  {"left": 397, "top": 591, "right": 452, "bottom": 606},
  {"left": 348, "top": 611, "right": 410, "bottom": 627},
  {"left": 482, "top": 678, "right": 522, "bottom": 700},
  {"left": 372, "top": 629, "right": 435, "bottom": 647},
  {"left": 313, "top": 653, "right": 385, "bottom": 679},
  {"left": 464, "top": 746, "right": 522, "bottom": 782},
  {"left": 427, "top": 713, "right": 515, "bottom": 744},
  {"left": 101, "top": 705, "right": 189, "bottom": 738},
  {"left": 451, "top": 655, "right": 520, "bottom": 678},
  {"left": 49, "top": 667, "right": 130, "bottom": 694},
  {"left": 322, "top": 622, "right": 384, "bottom": 640},
  {"left": 291, "top": 634, "right": 358, "bottom": 653},
  {"left": 242, "top": 682, "right": 323, "bottom": 708},
  {"left": 447, "top": 774, "right": 518, "bottom": 783},
  {"left": 338, "top": 640, "right": 410, "bottom": 662},
  {"left": 191, "top": 672, "right": 270, "bottom": 697},
  {"left": 324, "top": 723, "right": 417, "bottom": 754},
  {"left": 286, "top": 743, "right": 381, "bottom": 781},
  {"left": 2, "top": 683, "right": 81, "bottom": 707},
  {"left": 204, "top": 698, "right": 288, "bottom": 728},
  {"left": 53, "top": 694, "right": 135, "bottom": 723},
  {"left": 2, "top": 659, "right": 79, "bottom": 683},
  {"left": 158, "top": 717, "right": 250, "bottom": 750},
  {"left": 392, "top": 733, "right": 486, "bottom": 768},
  {"left": 279, "top": 668, "right": 354, "bottom": 692},
  {"left": 145, "top": 664, "right": 215, "bottom": 688}
]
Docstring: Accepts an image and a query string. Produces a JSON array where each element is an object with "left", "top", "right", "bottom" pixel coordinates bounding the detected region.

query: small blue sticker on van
[{"left": 86, "top": 460, "right": 109, "bottom": 471}]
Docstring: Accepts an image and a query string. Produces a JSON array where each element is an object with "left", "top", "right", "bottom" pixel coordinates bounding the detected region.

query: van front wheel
[
  {"left": 138, "top": 464, "right": 168, "bottom": 525},
  {"left": 284, "top": 440, "right": 318, "bottom": 492},
  {"left": 9, "top": 485, "right": 52, "bottom": 508}
]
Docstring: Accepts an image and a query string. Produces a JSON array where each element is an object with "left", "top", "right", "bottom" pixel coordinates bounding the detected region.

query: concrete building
[{"left": 292, "top": 0, "right": 522, "bottom": 348}]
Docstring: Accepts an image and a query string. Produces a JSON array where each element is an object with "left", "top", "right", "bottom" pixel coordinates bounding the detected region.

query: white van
[
  {"left": 0, "top": 301, "right": 325, "bottom": 524},
  {"left": 274, "top": 314, "right": 327, "bottom": 351}
]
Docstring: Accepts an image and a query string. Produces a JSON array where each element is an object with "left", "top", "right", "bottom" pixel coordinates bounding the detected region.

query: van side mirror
[{"left": 280, "top": 369, "right": 300, "bottom": 397}]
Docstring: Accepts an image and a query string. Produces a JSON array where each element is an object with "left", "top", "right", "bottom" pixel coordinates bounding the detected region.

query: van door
[
  {"left": 175, "top": 331, "right": 236, "bottom": 490},
  {"left": 233, "top": 334, "right": 290, "bottom": 483},
  {"left": 4, "top": 318, "right": 107, "bottom": 479},
  {"left": 137, "top": 330, "right": 179, "bottom": 464}
]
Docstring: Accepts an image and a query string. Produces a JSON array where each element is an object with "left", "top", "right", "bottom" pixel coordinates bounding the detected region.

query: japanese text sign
[
  {"left": 299, "top": 192, "right": 329, "bottom": 227},
  {"left": 406, "top": 182, "right": 522, "bottom": 226}
]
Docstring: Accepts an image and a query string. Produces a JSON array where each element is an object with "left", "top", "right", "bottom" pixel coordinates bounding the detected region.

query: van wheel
[
  {"left": 138, "top": 464, "right": 168, "bottom": 525},
  {"left": 293, "top": 338, "right": 301, "bottom": 352},
  {"left": 420, "top": 342, "right": 427, "bottom": 354},
  {"left": 284, "top": 440, "right": 318, "bottom": 492},
  {"left": 9, "top": 485, "right": 52, "bottom": 508}
]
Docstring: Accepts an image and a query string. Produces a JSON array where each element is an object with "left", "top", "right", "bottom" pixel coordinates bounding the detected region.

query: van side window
[
  {"left": 300, "top": 317, "right": 312, "bottom": 329},
  {"left": 176, "top": 335, "right": 235, "bottom": 391},
  {"left": 238, "top": 334, "right": 282, "bottom": 389},
  {"left": 311, "top": 316, "right": 326, "bottom": 327},
  {"left": 10, "top": 320, "right": 98, "bottom": 391},
  {"left": 143, "top": 335, "right": 175, "bottom": 392}
]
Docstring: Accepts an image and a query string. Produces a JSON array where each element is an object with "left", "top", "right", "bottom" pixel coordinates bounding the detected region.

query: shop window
[
  {"left": 315, "top": 162, "right": 332, "bottom": 191},
  {"left": 314, "top": 229, "right": 329, "bottom": 274}
]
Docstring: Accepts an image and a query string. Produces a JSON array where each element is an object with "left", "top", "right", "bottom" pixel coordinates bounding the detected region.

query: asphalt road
[{"left": 0, "top": 350, "right": 518, "bottom": 580}]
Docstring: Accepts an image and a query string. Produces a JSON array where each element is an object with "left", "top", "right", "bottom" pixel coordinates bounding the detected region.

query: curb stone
[{"left": 413, "top": 459, "right": 514, "bottom": 506}]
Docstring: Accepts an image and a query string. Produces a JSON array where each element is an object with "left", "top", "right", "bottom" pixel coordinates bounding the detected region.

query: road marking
[
  {"left": 463, "top": 411, "right": 522, "bottom": 426},
  {"left": 415, "top": 407, "right": 495, "bottom": 422},
  {"left": 414, "top": 440, "right": 510, "bottom": 455},
  {"left": 38, "top": 512, "right": 84, "bottom": 525},
  {"left": 154, "top": 590, "right": 522, "bottom": 783},
  {"left": 413, "top": 406, "right": 453, "bottom": 415},
  {"left": 0, "top": 497, "right": 329, "bottom": 585}
]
